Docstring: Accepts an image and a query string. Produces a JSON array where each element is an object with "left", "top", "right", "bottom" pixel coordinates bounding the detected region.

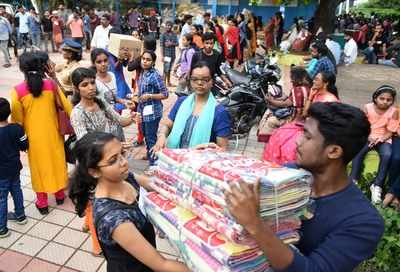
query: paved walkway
[{"left": 0, "top": 48, "right": 399, "bottom": 271}]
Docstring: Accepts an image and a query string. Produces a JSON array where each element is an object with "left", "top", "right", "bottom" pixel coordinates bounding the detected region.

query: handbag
[
  {"left": 64, "top": 134, "right": 77, "bottom": 164},
  {"left": 53, "top": 79, "right": 74, "bottom": 136}
]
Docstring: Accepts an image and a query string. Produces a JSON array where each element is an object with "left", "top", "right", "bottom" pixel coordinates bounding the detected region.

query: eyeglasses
[
  {"left": 190, "top": 77, "right": 212, "bottom": 84},
  {"left": 98, "top": 151, "right": 129, "bottom": 168}
]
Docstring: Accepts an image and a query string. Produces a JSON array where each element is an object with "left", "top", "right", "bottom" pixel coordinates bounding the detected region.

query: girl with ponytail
[
  {"left": 303, "top": 71, "right": 340, "bottom": 117},
  {"left": 69, "top": 132, "right": 189, "bottom": 272},
  {"left": 11, "top": 51, "right": 73, "bottom": 215}
]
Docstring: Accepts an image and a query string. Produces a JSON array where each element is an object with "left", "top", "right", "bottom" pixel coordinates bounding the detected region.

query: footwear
[
  {"left": 2, "top": 63, "right": 11, "bottom": 68},
  {"left": 35, "top": 203, "right": 49, "bottom": 215},
  {"left": 82, "top": 224, "right": 89, "bottom": 233},
  {"left": 7, "top": 212, "right": 27, "bottom": 225},
  {"left": 382, "top": 193, "right": 395, "bottom": 208},
  {"left": 370, "top": 184, "right": 382, "bottom": 204},
  {"left": 0, "top": 228, "right": 10, "bottom": 238},
  {"left": 133, "top": 140, "right": 144, "bottom": 148},
  {"left": 56, "top": 198, "right": 65, "bottom": 205}
]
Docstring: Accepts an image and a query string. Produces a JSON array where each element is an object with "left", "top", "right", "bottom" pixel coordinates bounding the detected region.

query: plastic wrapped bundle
[
  {"left": 144, "top": 192, "right": 272, "bottom": 272},
  {"left": 151, "top": 148, "right": 312, "bottom": 244}
]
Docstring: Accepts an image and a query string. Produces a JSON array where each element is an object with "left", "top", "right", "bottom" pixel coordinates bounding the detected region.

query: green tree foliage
[
  {"left": 355, "top": 172, "right": 400, "bottom": 272},
  {"left": 363, "top": 0, "right": 400, "bottom": 9}
]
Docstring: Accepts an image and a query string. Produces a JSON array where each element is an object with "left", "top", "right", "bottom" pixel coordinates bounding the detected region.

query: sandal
[{"left": 81, "top": 224, "right": 89, "bottom": 233}]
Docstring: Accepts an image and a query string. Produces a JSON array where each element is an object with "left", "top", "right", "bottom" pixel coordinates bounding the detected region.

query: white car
[{"left": 0, "top": 3, "right": 14, "bottom": 16}]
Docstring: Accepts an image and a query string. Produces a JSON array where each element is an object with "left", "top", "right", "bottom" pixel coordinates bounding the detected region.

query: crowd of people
[
  {"left": 272, "top": 11, "right": 400, "bottom": 68},
  {"left": 0, "top": 4, "right": 398, "bottom": 272}
]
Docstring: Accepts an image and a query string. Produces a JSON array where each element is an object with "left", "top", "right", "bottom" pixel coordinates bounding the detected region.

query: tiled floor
[{"left": 0, "top": 126, "right": 187, "bottom": 271}]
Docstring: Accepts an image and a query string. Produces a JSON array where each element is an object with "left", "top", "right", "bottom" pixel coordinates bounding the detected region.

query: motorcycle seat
[{"left": 227, "top": 69, "right": 251, "bottom": 86}]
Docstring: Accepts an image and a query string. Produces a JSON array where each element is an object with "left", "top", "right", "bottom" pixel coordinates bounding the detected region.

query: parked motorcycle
[{"left": 216, "top": 74, "right": 283, "bottom": 138}]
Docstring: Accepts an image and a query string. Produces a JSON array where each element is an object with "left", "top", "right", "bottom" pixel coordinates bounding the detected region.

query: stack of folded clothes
[{"left": 145, "top": 148, "right": 313, "bottom": 271}]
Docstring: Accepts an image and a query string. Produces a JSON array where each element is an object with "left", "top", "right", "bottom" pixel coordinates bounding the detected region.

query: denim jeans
[
  {"left": 350, "top": 142, "right": 392, "bottom": 187},
  {"left": 0, "top": 40, "right": 10, "bottom": 65},
  {"left": 72, "top": 37, "right": 83, "bottom": 45},
  {"left": 16, "top": 27, "right": 20, "bottom": 48},
  {"left": 363, "top": 47, "right": 377, "bottom": 64},
  {"left": 0, "top": 175, "right": 25, "bottom": 231},
  {"left": 141, "top": 117, "right": 161, "bottom": 166},
  {"left": 387, "top": 137, "right": 400, "bottom": 197},
  {"left": 20, "top": 33, "right": 29, "bottom": 52},
  {"left": 378, "top": 59, "right": 399, "bottom": 68},
  {"left": 31, "top": 32, "right": 41, "bottom": 49},
  {"left": 42, "top": 32, "right": 55, "bottom": 52},
  {"left": 84, "top": 30, "right": 92, "bottom": 50}
]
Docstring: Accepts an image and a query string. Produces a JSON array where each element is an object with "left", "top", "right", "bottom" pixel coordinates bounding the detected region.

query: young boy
[
  {"left": 160, "top": 21, "right": 178, "bottom": 87},
  {"left": 0, "top": 98, "right": 28, "bottom": 238}
]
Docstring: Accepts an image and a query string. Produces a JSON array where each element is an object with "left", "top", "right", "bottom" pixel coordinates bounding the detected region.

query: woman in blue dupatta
[{"left": 152, "top": 61, "right": 232, "bottom": 153}]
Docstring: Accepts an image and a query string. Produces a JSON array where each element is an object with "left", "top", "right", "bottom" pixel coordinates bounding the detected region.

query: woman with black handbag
[{"left": 10, "top": 51, "right": 72, "bottom": 215}]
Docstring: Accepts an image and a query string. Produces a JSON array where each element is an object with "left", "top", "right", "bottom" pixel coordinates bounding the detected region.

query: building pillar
[
  {"left": 212, "top": 0, "right": 217, "bottom": 17},
  {"left": 172, "top": 0, "right": 176, "bottom": 21},
  {"left": 115, "top": 0, "right": 120, "bottom": 27}
]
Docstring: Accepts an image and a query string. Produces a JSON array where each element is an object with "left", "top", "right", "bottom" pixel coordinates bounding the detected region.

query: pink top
[
  {"left": 15, "top": 79, "right": 57, "bottom": 100},
  {"left": 312, "top": 92, "right": 340, "bottom": 103},
  {"left": 69, "top": 18, "right": 83, "bottom": 38},
  {"left": 365, "top": 103, "right": 398, "bottom": 143}
]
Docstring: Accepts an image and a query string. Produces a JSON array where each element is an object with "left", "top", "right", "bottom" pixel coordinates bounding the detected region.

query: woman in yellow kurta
[{"left": 11, "top": 52, "right": 72, "bottom": 215}]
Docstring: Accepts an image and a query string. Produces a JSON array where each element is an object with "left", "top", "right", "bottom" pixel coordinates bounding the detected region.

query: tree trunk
[{"left": 313, "top": 0, "right": 344, "bottom": 34}]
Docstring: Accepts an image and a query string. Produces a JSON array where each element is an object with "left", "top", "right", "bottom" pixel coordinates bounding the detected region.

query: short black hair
[
  {"left": 0, "top": 97, "right": 11, "bottom": 121},
  {"left": 311, "top": 41, "right": 328, "bottom": 56},
  {"left": 189, "top": 60, "right": 212, "bottom": 78},
  {"left": 0, "top": 5, "right": 6, "bottom": 9},
  {"left": 101, "top": 14, "right": 111, "bottom": 21},
  {"left": 143, "top": 34, "right": 157, "bottom": 51},
  {"left": 308, "top": 102, "right": 371, "bottom": 164},
  {"left": 202, "top": 32, "right": 215, "bottom": 42}
]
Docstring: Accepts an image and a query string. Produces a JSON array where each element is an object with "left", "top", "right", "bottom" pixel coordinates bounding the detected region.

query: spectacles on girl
[{"left": 98, "top": 151, "right": 129, "bottom": 168}]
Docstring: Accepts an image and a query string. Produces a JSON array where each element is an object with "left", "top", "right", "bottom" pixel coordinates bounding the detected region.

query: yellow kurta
[{"left": 11, "top": 80, "right": 72, "bottom": 193}]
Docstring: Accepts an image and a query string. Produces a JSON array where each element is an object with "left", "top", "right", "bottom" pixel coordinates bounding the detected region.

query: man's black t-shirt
[
  {"left": 372, "top": 34, "right": 389, "bottom": 55},
  {"left": 191, "top": 49, "right": 224, "bottom": 77}
]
